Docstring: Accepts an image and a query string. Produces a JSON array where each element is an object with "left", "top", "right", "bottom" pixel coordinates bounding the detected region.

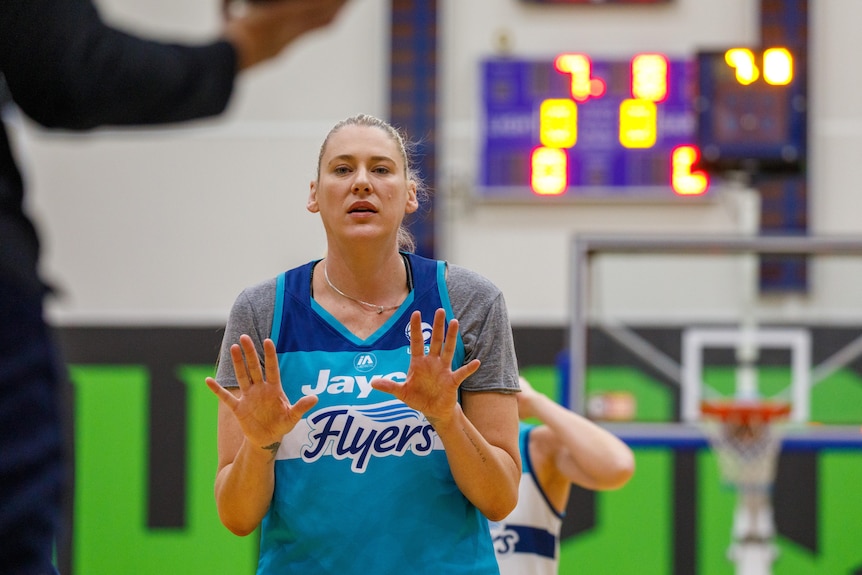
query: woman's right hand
[{"left": 206, "top": 334, "right": 318, "bottom": 452}]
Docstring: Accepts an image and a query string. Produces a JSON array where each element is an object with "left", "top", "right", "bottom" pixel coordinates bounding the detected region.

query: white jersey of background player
[{"left": 491, "top": 378, "right": 635, "bottom": 575}]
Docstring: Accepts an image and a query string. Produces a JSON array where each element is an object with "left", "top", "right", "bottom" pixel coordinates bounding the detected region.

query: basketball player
[
  {"left": 490, "top": 376, "right": 635, "bottom": 575},
  {"left": 206, "top": 114, "right": 522, "bottom": 574}
]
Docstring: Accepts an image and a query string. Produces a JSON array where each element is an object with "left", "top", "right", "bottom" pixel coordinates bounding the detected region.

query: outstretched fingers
[
  {"left": 239, "top": 334, "right": 266, "bottom": 384},
  {"left": 208, "top": 334, "right": 281, "bottom": 410},
  {"left": 409, "top": 308, "right": 468, "bottom": 372},
  {"left": 441, "top": 316, "right": 460, "bottom": 362},
  {"left": 289, "top": 395, "right": 319, "bottom": 423},
  {"left": 427, "top": 308, "right": 447, "bottom": 357},
  {"left": 436, "top": 313, "right": 481, "bottom": 385},
  {"left": 408, "top": 310, "right": 427, "bottom": 357},
  {"left": 205, "top": 376, "right": 239, "bottom": 410},
  {"left": 229, "top": 339, "right": 255, "bottom": 391},
  {"left": 453, "top": 358, "right": 482, "bottom": 384},
  {"left": 262, "top": 338, "right": 282, "bottom": 387}
]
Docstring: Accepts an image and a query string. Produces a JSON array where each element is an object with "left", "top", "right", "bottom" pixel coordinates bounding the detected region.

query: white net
[{"left": 702, "top": 417, "right": 786, "bottom": 490}]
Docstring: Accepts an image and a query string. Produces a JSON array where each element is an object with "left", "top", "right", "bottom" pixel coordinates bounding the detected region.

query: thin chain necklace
[{"left": 323, "top": 261, "right": 402, "bottom": 314}]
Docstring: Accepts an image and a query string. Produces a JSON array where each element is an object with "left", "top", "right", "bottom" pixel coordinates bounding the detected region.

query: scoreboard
[
  {"left": 696, "top": 48, "right": 806, "bottom": 174},
  {"left": 479, "top": 54, "right": 708, "bottom": 200},
  {"left": 479, "top": 47, "right": 803, "bottom": 200}
]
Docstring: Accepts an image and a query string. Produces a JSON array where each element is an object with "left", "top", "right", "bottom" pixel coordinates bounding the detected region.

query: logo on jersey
[
  {"left": 489, "top": 523, "right": 557, "bottom": 559},
  {"left": 405, "top": 320, "right": 434, "bottom": 354},
  {"left": 301, "top": 400, "right": 436, "bottom": 472},
  {"left": 491, "top": 524, "right": 520, "bottom": 556},
  {"left": 353, "top": 352, "right": 377, "bottom": 372},
  {"left": 301, "top": 369, "right": 407, "bottom": 398},
  {"left": 405, "top": 320, "right": 434, "bottom": 343}
]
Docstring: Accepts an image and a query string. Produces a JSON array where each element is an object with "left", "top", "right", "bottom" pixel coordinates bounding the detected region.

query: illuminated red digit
[{"left": 671, "top": 145, "right": 709, "bottom": 196}]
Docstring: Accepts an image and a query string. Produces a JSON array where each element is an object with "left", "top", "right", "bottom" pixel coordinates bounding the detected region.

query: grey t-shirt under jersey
[{"left": 216, "top": 261, "right": 520, "bottom": 394}]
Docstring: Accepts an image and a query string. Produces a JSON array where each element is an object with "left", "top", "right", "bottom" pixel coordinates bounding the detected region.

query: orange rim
[{"left": 701, "top": 399, "right": 791, "bottom": 424}]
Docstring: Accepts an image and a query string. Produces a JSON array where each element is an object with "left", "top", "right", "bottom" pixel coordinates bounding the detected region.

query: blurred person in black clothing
[{"left": 0, "top": 1, "right": 349, "bottom": 572}]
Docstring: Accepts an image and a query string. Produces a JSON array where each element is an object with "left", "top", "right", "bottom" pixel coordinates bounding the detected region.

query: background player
[{"left": 490, "top": 376, "right": 635, "bottom": 574}]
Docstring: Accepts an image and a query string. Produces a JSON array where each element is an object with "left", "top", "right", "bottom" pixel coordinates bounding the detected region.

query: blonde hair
[{"left": 316, "top": 114, "right": 427, "bottom": 253}]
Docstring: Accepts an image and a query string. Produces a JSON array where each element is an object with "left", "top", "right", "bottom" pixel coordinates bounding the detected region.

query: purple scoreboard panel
[{"left": 479, "top": 54, "right": 709, "bottom": 200}]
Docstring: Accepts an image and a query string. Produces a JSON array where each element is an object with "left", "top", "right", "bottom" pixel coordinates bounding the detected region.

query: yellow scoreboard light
[
  {"left": 619, "top": 98, "right": 657, "bottom": 149},
  {"left": 725, "top": 48, "right": 759, "bottom": 85},
  {"left": 480, "top": 53, "right": 709, "bottom": 199},
  {"left": 531, "top": 147, "right": 568, "bottom": 196},
  {"left": 539, "top": 99, "right": 578, "bottom": 148},
  {"left": 696, "top": 46, "right": 805, "bottom": 173},
  {"left": 555, "top": 53, "right": 606, "bottom": 102},
  {"left": 725, "top": 47, "right": 794, "bottom": 87},
  {"left": 631, "top": 53, "right": 669, "bottom": 102},
  {"left": 763, "top": 47, "right": 793, "bottom": 86}
]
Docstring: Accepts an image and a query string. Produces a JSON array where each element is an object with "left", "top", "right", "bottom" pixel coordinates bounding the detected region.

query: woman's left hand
[{"left": 371, "top": 308, "right": 480, "bottom": 427}]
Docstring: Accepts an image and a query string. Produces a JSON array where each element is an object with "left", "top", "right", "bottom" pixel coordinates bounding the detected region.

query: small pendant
[{"left": 376, "top": 306, "right": 384, "bottom": 314}]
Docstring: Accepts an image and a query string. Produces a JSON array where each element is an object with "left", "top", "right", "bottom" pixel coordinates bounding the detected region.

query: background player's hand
[
  {"left": 206, "top": 334, "right": 317, "bottom": 449},
  {"left": 372, "top": 309, "right": 480, "bottom": 427},
  {"left": 222, "top": 0, "right": 349, "bottom": 70}
]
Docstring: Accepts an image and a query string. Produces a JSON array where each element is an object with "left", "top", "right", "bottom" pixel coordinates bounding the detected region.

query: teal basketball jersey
[{"left": 257, "top": 253, "right": 499, "bottom": 575}]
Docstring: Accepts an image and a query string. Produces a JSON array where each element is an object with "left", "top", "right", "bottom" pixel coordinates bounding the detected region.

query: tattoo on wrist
[
  {"left": 261, "top": 442, "right": 281, "bottom": 460},
  {"left": 464, "top": 428, "right": 487, "bottom": 463}
]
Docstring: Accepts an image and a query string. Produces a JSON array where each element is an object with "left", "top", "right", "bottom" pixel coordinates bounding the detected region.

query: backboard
[{"left": 566, "top": 234, "right": 862, "bottom": 452}]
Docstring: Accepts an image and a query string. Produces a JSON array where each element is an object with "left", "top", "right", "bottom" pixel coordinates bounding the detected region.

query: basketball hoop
[
  {"left": 701, "top": 399, "right": 791, "bottom": 490},
  {"left": 701, "top": 399, "right": 792, "bottom": 575}
]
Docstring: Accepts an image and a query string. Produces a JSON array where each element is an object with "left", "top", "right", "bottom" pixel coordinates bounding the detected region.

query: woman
[{"left": 205, "top": 114, "right": 521, "bottom": 574}]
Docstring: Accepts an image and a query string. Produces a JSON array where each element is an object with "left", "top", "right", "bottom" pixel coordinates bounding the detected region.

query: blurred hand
[{"left": 222, "top": 0, "right": 349, "bottom": 70}]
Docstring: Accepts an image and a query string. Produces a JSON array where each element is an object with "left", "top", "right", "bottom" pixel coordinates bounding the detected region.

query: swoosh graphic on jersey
[{"left": 356, "top": 402, "right": 422, "bottom": 422}]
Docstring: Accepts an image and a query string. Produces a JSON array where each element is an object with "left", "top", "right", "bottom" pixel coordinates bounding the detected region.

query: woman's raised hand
[
  {"left": 372, "top": 308, "right": 480, "bottom": 427},
  {"left": 206, "top": 334, "right": 318, "bottom": 450}
]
